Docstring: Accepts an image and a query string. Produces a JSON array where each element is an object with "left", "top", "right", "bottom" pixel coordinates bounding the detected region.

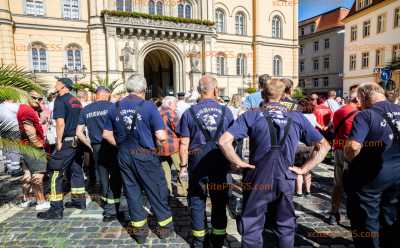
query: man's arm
[
  {"left": 179, "top": 137, "right": 190, "bottom": 167},
  {"left": 344, "top": 139, "right": 362, "bottom": 161},
  {"left": 55, "top": 118, "right": 65, "bottom": 151},
  {"left": 103, "top": 130, "right": 117, "bottom": 146},
  {"left": 76, "top": 124, "right": 92, "bottom": 151},
  {"left": 155, "top": 129, "right": 167, "bottom": 146},
  {"left": 219, "top": 131, "right": 255, "bottom": 170},
  {"left": 289, "top": 138, "right": 331, "bottom": 175},
  {"left": 23, "top": 122, "right": 43, "bottom": 148}
]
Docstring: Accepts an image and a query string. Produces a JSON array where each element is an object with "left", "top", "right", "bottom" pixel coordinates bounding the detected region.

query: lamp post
[{"left": 61, "top": 64, "right": 87, "bottom": 93}]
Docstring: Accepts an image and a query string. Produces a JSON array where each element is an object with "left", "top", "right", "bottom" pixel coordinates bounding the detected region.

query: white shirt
[
  {"left": 304, "top": 113, "right": 317, "bottom": 128},
  {"left": 325, "top": 98, "right": 341, "bottom": 113},
  {"left": 0, "top": 102, "right": 19, "bottom": 125},
  {"left": 176, "top": 100, "right": 191, "bottom": 119}
]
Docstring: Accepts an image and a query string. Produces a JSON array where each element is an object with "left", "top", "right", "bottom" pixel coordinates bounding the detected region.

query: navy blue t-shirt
[
  {"left": 78, "top": 101, "right": 114, "bottom": 144},
  {"left": 104, "top": 94, "right": 164, "bottom": 149},
  {"left": 349, "top": 101, "right": 400, "bottom": 156},
  {"left": 227, "top": 103, "right": 323, "bottom": 164},
  {"left": 53, "top": 93, "right": 82, "bottom": 138},
  {"left": 177, "top": 99, "right": 234, "bottom": 150}
]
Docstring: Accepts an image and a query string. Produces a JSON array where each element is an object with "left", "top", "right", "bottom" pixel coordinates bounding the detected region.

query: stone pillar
[{"left": 0, "top": 0, "right": 15, "bottom": 65}]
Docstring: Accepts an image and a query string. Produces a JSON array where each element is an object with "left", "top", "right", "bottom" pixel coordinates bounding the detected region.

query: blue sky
[{"left": 299, "top": 0, "right": 355, "bottom": 21}]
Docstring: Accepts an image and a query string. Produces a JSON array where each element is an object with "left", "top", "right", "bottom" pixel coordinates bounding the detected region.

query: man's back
[{"left": 332, "top": 104, "right": 358, "bottom": 150}]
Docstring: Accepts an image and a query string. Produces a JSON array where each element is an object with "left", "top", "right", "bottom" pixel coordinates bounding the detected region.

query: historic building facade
[
  {"left": 0, "top": 0, "right": 298, "bottom": 98},
  {"left": 342, "top": 0, "right": 400, "bottom": 96},
  {"left": 298, "top": 7, "right": 349, "bottom": 96}
]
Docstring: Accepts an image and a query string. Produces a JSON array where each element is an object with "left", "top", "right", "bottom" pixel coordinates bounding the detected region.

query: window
[
  {"left": 299, "top": 79, "right": 305, "bottom": 88},
  {"left": 375, "top": 49, "right": 384, "bottom": 67},
  {"left": 300, "top": 60, "right": 305, "bottom": 72},
  {"left": 216, "top": 55, "right": 225, "bottom": 76},
  {"left": 350, "top": 54, "right": 357, "bottom": 70},
  {"left": 156, "top": 1, "right": 163, "bottom": 15},
  {"left": 393, "top": 44, "right": 400, "bottom": 60},
  {"left": 310, "top": 23, "right": 316, "bottom": 33},
  {"left": 324, "top": 57, "right": 330, "bottom": 70},
  {"left": 323, "top": 77, "right": 329, "bottom": 87},
  {"left": 377, "top": 14, "right": 386, "bottom": 33},
  {"left": 273, "top": 55, "right": 282, "bottom": 76},
  {"left": 363, "top": 20, "right": 371, "bottom": 38},
  {"left": 300, "top": 44, "right": 304, "bottom": 55},
  {"left": 178, "top": 2, "right": 192, "bottom": 18},
  {"left": 351, "top": 25, "right": 358, "bottom": 41},
  {"left": 64, "top": 0, "right": 79, "bottom": 19},
  {"left": 236, "top": 54, "right": 246, "bottom": 76},
  {"left": 31, "top": 42, "right": 47, "bottom": 72},
  {"left": 215, "top": 9, "right": 225, "bottom": 33},
  {"left": 362, "top": 52, "right": 369, "bottom": 69},
  {"left": 313, "top": 78, "right": 319, "bottom": 88},
  {"left": 149, "top": 0, "right": 155, "bottom": 14},
  {"left": 357, "top": 0, "right": 371, "bottom": 10},
  {"left": 26, "top": 0, "right": 44, "bottom": 16},
  {"left": 235, "top": 12, "right": 246, "bottom": 35},
  {"left": 219, "top": 88, "right": 226, "bottom": 96},
  {"left": 116, "top": 0, "right": 132, "bottom": 12},
  {"left": 314, "top": 41, "right": 319, "bottom": 52},
  {"left": 66, "top": 44, "right": 82, "bottom": 70},
  {"left": 395, "top": 8, "right": 400, "bottom": 28},
  {"left": 272, "top": 15, "right": 282, "bottom": 38},
  {"left": 324, "top": 39, "right": 330, "bottom": 49},
  {"left": 301, "top": 27, "right": 305, "bottom": 36},
  {"left": 313, "top": 58, "right": 319, "bottom": 71}
]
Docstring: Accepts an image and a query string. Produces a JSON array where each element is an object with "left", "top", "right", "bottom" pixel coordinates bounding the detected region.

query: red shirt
[
  {"left": 332, "top": 104, "right": 358, "bottom": 150},
  {"left": 158, "top": 110, "right": 180, "bottom": 156},
  {"left": 16, "top": 104, "right": 44, "bottom": 145},
  {"left": 313, "top": 104, "right": 333, "bottom": 128}
]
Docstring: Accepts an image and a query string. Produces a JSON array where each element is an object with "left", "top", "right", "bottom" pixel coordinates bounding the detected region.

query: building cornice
[
  {"left": 343, "top": 73, "right": 376, "bottom": 79},
  {"left": 299, "top": 26, "right": 344, "bottom": 40},
  {"left": 342, "top": 0, "right": 396, "bottom": 23},
  {"left": 12, "top": 14, "right": 88, "bottom": 23},
  {"left": 215, "top": 38, "right": 252, "bottom": 46},
  {"left": 255, "top": 41, "right": 299, "bottom": 49},
  {"left": 14, "top": 23, "right": 88, "bottom": 33}
]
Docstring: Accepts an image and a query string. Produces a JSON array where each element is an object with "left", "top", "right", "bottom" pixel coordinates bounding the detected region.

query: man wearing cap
[
  {"left": 103, "top": 75, "right": 173, "bottom": 244},
  {"left": 76, "top": 86, "right": 122, "bottom": 222},
  {"left": 178, "top": 75, "right": 234, "bottom": 248},
  {"left": 37, "top": 78, "right": 86, "bottom": 219}
]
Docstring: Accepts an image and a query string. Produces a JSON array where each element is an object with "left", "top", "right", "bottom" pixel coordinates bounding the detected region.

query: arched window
[
  {"left": 216, "top": 55, "right": 225, "bottom": 76},
  {"left": 66, "top": 44, "right": 82, "bottom": 70},
  {"left": 236, "top": 54, "right": 246, "bottom": 76},
  {"left": 215, "top": 9, "right": 225, "bottom": 33},
  {"left": 235, "top": 12, "right": 246, "bottom": 35},
  {"left": 116, "top": 0, "right": 132, "bottom": 12},
  {"left": 272, "top": 15, "right": 283, "bottom": 38},
  {"left": 273, "top": 55, "right": 282, "bottom": 76},
  {"left": 156, "top": 1, "right": 163, "bottom": 15},
  {"left": 31, "top": 42, "right": 47, "bottom": 72},
  {"left": 149, "top": 0, "right": 155, "bottom": 15},
  {"left": 63, "top": 0, "right": 79, "bottom": 19},
  {"left": 178, "top": 2, "right": 192, "bottom": 18}
]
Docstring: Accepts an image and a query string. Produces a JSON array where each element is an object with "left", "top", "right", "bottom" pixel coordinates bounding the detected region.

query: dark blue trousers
[
  {"left": 117, "top": 146, "right": 172, "bottom": 228},
  {"left": 92, "top": 142, "right": 121, "bottom": 216},
  {"left": 47, "top": 140, "right": 85, "bottom": 213}
]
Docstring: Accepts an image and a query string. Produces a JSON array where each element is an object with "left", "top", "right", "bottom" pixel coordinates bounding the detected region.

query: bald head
[
  {"left": 198, "top": 75, "right": 219, "bottom": 99},
  {"left": 262, "top": 79, "right": 286, "bottom": 102}
]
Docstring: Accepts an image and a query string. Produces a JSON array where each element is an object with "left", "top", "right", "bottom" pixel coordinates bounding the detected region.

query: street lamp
[{"left": 61, "top": 64, "right": 87, "bottom": 93}]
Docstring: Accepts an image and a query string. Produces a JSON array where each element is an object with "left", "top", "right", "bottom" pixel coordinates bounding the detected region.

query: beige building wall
[{"left": 343, "top": 0, "right": 400, "bottom": 96}]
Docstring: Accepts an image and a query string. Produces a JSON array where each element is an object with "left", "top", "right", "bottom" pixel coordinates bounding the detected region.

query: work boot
[
  {"left": 37, "top": 208, "right": 63, "bottom": 220},
  {"left": 128, "top": 226, "right": 149, "bottom": 244},
  {"left": 210, "top": 234, "right": 225, "bottom": 248},
  {"left": 65, "top": 201, "right": 86, "bottom": 209},
  {"left": 103, "top": 214, "right": 117, "bottom": 222}
]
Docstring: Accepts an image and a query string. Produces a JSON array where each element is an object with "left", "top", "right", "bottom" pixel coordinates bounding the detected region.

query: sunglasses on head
[{"left": 31, "top": 96, "right": 43, "bottom": 101}]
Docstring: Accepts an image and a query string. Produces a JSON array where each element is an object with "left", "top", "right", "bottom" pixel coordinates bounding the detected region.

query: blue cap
[{"left": 57, "top": 77, "right": 74, "bottom": 90}]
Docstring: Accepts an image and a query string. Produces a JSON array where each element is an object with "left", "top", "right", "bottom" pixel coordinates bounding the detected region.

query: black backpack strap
[
  {"left": 213, "top": 106, "right": 227, "bottom": 141},
  {"left": 266, "top": 116, "right": 278, "bottom": 146},
  {"left": 334, "top": 110, "right": 358, "bottom": 136},
  {"left": 280, "top": 118, "right": 293, "bottom": 146},
  {"left": 189, "top": 107, "right": 212, "bottom": 142},
  {"left": 370, "top": 108, "right": 400, "bottom": 143}
]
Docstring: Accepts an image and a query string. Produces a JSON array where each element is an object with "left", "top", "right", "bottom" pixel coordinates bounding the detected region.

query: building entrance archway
[{"left": 144, "top": 50, "right": 174, "bottom": 99}]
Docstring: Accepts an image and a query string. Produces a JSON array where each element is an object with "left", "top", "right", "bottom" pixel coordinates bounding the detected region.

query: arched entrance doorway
[{"left": 144, "top": 50, "right": 174, "bottom": 99}]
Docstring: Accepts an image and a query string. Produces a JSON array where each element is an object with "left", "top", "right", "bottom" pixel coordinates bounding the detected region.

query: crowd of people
[{"left": 0, "top": 73, "right": 399, "bottom": 248}]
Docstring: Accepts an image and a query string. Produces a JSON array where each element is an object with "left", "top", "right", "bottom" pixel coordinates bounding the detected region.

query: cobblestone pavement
[{"left": 0, "top": 162, "right": 354, "bottom": 248}]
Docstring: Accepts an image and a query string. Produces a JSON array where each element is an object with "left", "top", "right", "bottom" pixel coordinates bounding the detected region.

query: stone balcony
[{"left": 103, "top": 13, "right": 215, "bottom": 40}]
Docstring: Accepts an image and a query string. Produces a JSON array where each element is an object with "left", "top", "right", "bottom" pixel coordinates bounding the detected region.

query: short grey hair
[
  {"left": 161, "top": 96, "right": 177, "bottom": 110},
  {"left": 357, "top": 82, "right": 385, "bottom": 102},
  {"left": 126, "top": 74, "right": 147, "bottom": 93},
  {"left": 197, "top": 75, "right": 218, "bottom": 94}
]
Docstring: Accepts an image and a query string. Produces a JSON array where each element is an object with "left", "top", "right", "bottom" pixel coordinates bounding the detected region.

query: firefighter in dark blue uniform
[
  {"left": 103, "top": 75, "right": 173, "bottom": 244},
  {"left": 344, "top": 83, "right": 400, "bottom": 248},
  {"left": 177, "top": 75, "right": 234, "bottom": 248},
  {"left": 76, "top": 86, "right": 122, "bottom": 222},
  {"left": 37, "top": 78, "right": 86, "bottom": 219},
  {"left": 219, "top": 79, "right": 330, "bottom": 247}
]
